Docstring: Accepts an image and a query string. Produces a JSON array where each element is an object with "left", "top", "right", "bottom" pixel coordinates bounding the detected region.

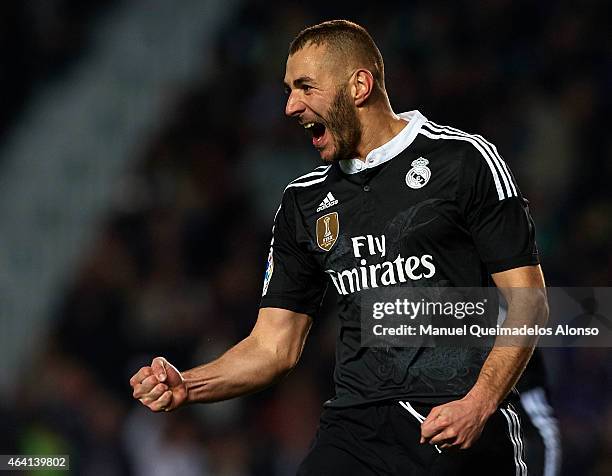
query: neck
[{"left": 354, "top": 102, "right": 407, "bottom": 161}]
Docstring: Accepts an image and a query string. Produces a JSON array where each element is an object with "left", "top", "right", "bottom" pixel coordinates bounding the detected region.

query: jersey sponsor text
[{"left": 326, "top": 234, "right": 435, "bottom": 295}]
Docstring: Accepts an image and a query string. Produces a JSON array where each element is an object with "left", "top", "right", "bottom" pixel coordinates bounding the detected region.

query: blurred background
[{"left": 0, "top": 0, "right": 610, "bottom": 475}]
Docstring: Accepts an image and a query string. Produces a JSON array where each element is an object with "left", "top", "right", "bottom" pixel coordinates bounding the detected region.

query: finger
[
  {"left": 140, "top": 383, "right": 169, "bottom": 404},
  {"left": 142, "top": 374, "right": 160, "bottom": 386},
  {"left": 151, "top": 357, "right": 167, "bottom": 382},
  {"left": 421, "top": 425, "right": 446, "bottom": 444},
  {"left": 421, "top": 422, "right": 449, "bottom": 443},
  {"left": 429, "top": 428, "right": 457, "bottom": 445},
  {"left": 129, "top": 367, "right": 153, "bottom": 387},
  {"left": 133, "top": 375, "right": 160, "bottom": 397},
  {"left": 422, "top": 404, "right": 446, "bottom": 426},
  {"left": 421, "top": 415, "right": 449, "bottom": 441},
  {"left": 133, "top": 375, "right": 161, "bottom": 398},
  {"left": 149, "top": 391, "right": 173, "bottom": 412}
]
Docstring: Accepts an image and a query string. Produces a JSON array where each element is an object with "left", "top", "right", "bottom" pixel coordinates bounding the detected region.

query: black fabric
[
  {"left": 260, "top": 115, "right": 540, "bottom": 406},
  {"left": 517, "top": 349, "right": 549, "bottom": 392},
  {"left": 516, "top": 354, "right": 561, "bottom": 476},
  {"left": 260, "top": 188, "right": 328, "bottom": 316},
  {"left": 298, "top": 400, "right": 527, "bottom": 476}
]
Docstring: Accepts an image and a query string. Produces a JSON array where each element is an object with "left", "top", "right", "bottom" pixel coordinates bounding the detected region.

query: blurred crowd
[
  {"left": 2, "top": 1, "right": 611, "bottom": 475},
  {"left": 0, "top": 0, "right": 116, "bottom": 147}
]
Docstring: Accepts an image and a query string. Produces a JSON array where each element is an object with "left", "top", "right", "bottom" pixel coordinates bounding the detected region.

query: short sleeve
[
  {"left": 459, "top": 142, "right": 539, "bottom": 274},
  {"left": 259, "top": 189, "right": 327, "bottom": 315}
]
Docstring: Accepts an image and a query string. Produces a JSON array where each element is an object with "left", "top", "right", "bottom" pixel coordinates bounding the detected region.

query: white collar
[{"left": 338, "top": 110, "right": 427, "bottom": 174}]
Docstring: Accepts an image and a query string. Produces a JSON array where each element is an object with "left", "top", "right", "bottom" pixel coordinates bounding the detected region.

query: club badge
[
  {"left": 316, "top": 212, "right": 339, "bottom": 251},
  {"left": 405, "top": 157, "right": 431, "bottom": 189}
]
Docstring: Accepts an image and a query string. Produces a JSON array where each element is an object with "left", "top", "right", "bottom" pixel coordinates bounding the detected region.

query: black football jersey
[{"left": 260, "top": 110, "right": 539, "bottom": 406}]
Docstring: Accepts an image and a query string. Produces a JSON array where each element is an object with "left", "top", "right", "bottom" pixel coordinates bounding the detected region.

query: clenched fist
[{"left": 130, "top": 357, "right": 188, "bottom": 412}]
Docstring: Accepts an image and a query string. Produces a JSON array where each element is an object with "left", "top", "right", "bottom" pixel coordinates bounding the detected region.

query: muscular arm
[
  {"left": 184, "top": 307, "right": 312, "bottom": 403},
  {"left": 421, "top": 265, "right": 548, "bottom": 448},
  {"left": 466, "top": 265, "right": 548, "bottom": 410},
  {"left": 131, "top": 307, "right": 312, "bottom": 411}
]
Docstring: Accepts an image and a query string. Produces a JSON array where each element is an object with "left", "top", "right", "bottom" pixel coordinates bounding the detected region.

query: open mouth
[{"left": 303, "top": 121, "right": 327, "bottom": 147}]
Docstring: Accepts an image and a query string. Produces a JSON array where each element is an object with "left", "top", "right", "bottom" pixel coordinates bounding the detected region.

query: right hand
[{"left": 130, "top": 357, "right": 188, "bottom": 412}]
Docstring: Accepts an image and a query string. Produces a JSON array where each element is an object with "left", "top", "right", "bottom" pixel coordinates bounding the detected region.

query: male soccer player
[{"left": 130, "top": 20, "right": 548, "bottom": 475}]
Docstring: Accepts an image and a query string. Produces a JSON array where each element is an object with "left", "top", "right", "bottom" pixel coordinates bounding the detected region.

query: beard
[{"left": 323, "top": 86, "right": 362, "bottom": 162}]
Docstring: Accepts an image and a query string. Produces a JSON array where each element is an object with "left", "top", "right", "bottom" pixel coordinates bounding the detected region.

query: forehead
[{"left": 284, "top": 43, "right": 343, "bottom": 83}]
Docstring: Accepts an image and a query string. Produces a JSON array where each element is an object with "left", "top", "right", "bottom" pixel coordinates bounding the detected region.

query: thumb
[
  {"left": 151, "top": 357, "right": 167, "bottom": 382},
  {"left": 163, "top": 360, "right": 183, "bottom": 387}
]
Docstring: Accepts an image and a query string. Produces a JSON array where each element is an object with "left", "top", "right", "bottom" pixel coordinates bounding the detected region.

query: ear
[{"left": 351, "top": 69, "right": 375, "bottom": 106}]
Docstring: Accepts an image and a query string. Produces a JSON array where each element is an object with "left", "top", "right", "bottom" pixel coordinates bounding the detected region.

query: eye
[{"left": 302, "top": 84, "right": 313, "bottom": 93}]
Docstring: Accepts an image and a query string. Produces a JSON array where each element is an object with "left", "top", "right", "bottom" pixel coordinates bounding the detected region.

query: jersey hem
[
  {"left": 485, "top": 253, "right": 540, "bottom": 274},
  {"left": 323, "top": 391, "right": 520, "bottom": 409},
  {"left": 259, "top": 297, "right": 320, "bottom": 317}
]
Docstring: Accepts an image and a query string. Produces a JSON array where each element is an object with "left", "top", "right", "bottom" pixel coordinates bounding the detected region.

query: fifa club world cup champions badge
[{"left": 316, "top": 212, "right": 339, "bottom": 251}]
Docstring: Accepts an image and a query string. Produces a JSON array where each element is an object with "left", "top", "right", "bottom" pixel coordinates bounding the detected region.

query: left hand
[{"left": 420, "top": 394, "right": 496, "bottom": 449}]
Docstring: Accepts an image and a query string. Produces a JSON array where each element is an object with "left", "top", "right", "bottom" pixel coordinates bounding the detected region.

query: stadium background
[{"left": 0, "top": 1, "right": 610, "bottom": 474}]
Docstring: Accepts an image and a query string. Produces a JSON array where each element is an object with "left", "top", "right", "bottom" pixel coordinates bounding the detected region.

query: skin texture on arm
[
  {"left": 464, "top": 265, "right": 548, "bottom": 410},
  {"left": 130, "top": 307, "right": 312, "bottom": 412},
  {"left": 420, "top": 264, "right": 548, "bottom": 449}
]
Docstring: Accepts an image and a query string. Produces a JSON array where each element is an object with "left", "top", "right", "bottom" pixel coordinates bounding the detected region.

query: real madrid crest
[
  {"left": 405, "top": 157, "right": 431, "bottom": 189},
  {"left": 316, "top": 212, "right": 339, "bottom": 251}
]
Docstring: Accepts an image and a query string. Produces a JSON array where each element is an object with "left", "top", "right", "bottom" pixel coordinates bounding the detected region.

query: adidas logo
[{"left": 317, "top": 192, "right": 339, "bottom": 212}]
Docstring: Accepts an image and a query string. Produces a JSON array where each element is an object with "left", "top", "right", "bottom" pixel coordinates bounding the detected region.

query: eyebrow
[{"left": 283, "top": 76, "right": 316, "bottom": 90}]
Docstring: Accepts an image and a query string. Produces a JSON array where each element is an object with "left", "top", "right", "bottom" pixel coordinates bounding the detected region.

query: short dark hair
[{"left": 289, "top": 20, "right": 385, "bottom": 91}]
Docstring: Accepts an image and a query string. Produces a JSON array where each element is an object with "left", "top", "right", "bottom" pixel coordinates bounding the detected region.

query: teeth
[{"left": 303, "top": 122, "right": 315, "bottom": 129}]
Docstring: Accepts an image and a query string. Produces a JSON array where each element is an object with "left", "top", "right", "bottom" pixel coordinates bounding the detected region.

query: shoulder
[
  {"left": 276, "top": 164, "right": 334, "bottom": 214},
  {"left": 282, "top": 164, "right": 333, "bottom": 199},
  {"left": 418, "top": 119, "right": 517, "bottom": 200},
  {"left": 417, "top": 119, "right": 495, "bottom": 160},
  {"left": 284, "top": 164, "right": 333, "bottom": 190}
]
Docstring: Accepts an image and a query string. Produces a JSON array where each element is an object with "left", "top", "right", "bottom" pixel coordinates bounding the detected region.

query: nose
[{"left": 285, "top": 91, "right": 305, "bottom": 117}]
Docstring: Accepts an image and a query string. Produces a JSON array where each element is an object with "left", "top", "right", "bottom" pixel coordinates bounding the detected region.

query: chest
[{"left": 300, "top": 155, "right": 465, "bottom": 266}]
